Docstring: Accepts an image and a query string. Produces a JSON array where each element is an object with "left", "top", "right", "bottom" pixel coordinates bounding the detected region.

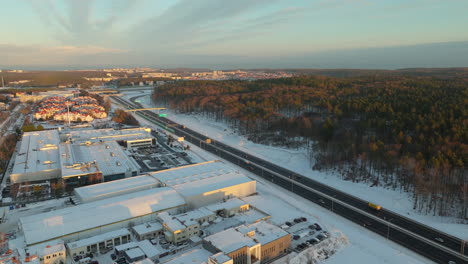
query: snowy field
[
  {"left": 131, "top": 92, "right": 467, "bottom": 241},
  {"left": 117, "top": 92, "right": 435, "bottom": 264}
]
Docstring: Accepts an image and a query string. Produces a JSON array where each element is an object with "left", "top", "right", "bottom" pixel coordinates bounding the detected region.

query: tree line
[{"left": 153, "top": 75, "right": 467, "bottom": 219}]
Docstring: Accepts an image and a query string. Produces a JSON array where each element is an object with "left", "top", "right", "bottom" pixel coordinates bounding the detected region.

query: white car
[{"left": 434, "top": 237, "right": 444, "bottom": 243}]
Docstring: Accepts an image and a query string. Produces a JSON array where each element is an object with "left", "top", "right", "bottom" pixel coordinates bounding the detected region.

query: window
[{"left": 53, "top": 254, "right": 57, "bottom": 257}]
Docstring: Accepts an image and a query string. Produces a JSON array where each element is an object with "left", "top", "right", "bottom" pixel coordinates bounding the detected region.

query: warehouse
[
  {"left": 66, "top": 228, "right": 131, "bottom": 257},
  {"left": 149, "top": 160, "right": 256, "bottom": 209},
  {"left": 19, "top": 187, "right": 186, "bottom": 246},
  {"left": 10, "top": 130, "right": 61, "bottom": 184},
  {"left": 64, "top": 127, "right": 153, "bottom": 148},
  {"left": 171, "top": 173, "right": 256, "bottom": 209},
  {"left": 73, "top": 175, "right": 159, "bottom": 204},
  {"left": 60, "top": 140, "right": 141, "bottom": 183}
]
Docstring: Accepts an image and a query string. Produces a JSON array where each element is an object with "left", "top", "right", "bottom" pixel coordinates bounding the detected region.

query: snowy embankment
[{"left": 133, "top": 93, "right": 467, "bottom": 240}]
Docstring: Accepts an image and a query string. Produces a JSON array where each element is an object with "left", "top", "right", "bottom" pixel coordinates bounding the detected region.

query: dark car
[
  {"left": 111, "top": 254, "right": 117, "bottom": 260},
  {"left": 314, "top": 224, "right": 322, "bottom": 231},
  {"left": 317, "top": 234, "right": 325, "bottom": 240},
  {"left": 301, "top": 217, "right": 307, "bottom": 222},
  {"left": 90, "top": 261, "right": 99, "bottom": 264},
  {"left": 294, "top": 218, "right": 301, "bottom": 223},
  {"left": 293, "top": 235, "right": 300, "bottom": 240},
  {"left": 285, "top": 221, "right": 293, "bottom": 227},
  {"left": 297, "top": 244, "right": 304, "bottom": 250},
  {"left": 309, "top": 225, "right": 316, "bottom": 230}
]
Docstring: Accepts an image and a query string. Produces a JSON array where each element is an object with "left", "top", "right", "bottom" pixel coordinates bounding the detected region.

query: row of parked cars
[{"left": 294, "top": 231, "right": 329, "bottom": 251}]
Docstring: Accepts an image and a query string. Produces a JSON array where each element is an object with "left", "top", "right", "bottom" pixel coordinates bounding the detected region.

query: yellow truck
[{"left": 368, "top": 202, "right": 382, "bottom": 211}]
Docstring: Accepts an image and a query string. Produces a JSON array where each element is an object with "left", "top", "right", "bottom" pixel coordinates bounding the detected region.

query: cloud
[{"left": 0, "top": 44, "right": 127, "bottom": 65}]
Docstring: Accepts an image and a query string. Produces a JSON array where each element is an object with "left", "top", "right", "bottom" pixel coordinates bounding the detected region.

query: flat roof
[
  {"left": 126, "top": 247, "right": 145, "bottom": 259},
  {"left": 175, "top": 208, "right": 214, "bottom": 225},
  {"left": 12, "top": 130, "right": 61, "bottom": 176},
  {"left": 132, "top": 222, "right": 163, "bottom": 236},
  {"left": 158, "top": 212, "right": 185, "bottom": 231},
  {"left": 204, "top": 227, "right": 257, "bottom": 254},
  {"left": 162, "top": 248, "right": 211, "bottom": 264},
  {"left": 172, "top": 173, "right": 254, "bottom": 198},
  {"left": 237, "top": 222, "right": 289, "bottom": 245},
  {"left": 148, "top": 160, "right": 234, "bottom": 185},
  {"left": 60, "top": 140, "right": 140, "bottom": 177},
  {"left": 138, "top": 240, "right": 160, "bottom": 258},
  {"left": 205, "top": 198, "right": 248, "bottom": 212},
  {"left": 209, "top": 252, "right": 231, "bottom": 263},
  {"left": 74, "top": 175, "right": 159, "bottom": 202},
  {"left": 20, "top": 187, "right": 186, "bottom": 246},
  {"left": 67, "top": 127, "right": 152, "bottom": 143},
  {"left": 68, "top": 228, "right": 130, "bottom": 250}
]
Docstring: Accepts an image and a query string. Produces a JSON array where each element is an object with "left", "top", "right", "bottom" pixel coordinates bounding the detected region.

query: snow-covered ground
[
  {"left": 116, "top": 92, "right": 436, "bottom": 264},
  {"left": 132, "top": 92, "right": 467, "bottom": 241}
]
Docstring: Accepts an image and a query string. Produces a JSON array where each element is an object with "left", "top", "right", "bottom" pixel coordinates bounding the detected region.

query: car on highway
[{"left": 434, "top": 237, "right": 444, "bottom": 243}]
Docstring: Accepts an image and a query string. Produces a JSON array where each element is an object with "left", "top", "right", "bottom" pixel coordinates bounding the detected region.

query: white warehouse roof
[
  {"left": 149, "top": 160, "right": 235, "bottom": 185},
  {"left": 20, "top": 187, "right": 186, "bottom": 246},
  {"left": 60, "top": 140, "right": 140, "bottom": 178},
  {"left": 171, "top": 172, "right": 254, "bottom": 198},
  {"left": 66, "top": 127, "right": 152, "bottom": 144},
  {"left": 11, "top": 130, "right": 61, "bottom": 183},
  {"left": 74, "top": 175, "right": 159, "bottom": 203}
]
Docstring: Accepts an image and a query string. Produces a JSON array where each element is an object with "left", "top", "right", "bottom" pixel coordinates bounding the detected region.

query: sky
[{"left": 1, "top": 0, "right": 468, "bottom": 69}]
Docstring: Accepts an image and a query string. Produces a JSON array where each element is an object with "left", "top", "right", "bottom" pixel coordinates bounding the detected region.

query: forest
[{"left": 153, "top": 75, "right": 467, "bottom": 219}]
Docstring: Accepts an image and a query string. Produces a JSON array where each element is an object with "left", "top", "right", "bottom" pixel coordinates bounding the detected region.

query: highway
[{"left": 111, "top": 95, "right": 468, "bottom": 264}]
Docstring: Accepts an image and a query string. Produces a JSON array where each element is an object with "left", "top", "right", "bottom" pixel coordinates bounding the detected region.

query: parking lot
[{"left": 281, "top": 217, "right": 330, "bottom": 252}]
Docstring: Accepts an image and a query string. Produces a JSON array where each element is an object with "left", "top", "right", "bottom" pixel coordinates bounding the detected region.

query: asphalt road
[{"left": 111, "top": 95, "right": 468, "bottom": 264}]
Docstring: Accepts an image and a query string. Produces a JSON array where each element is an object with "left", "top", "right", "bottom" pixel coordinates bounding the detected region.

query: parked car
[
  {"left": 309, "top": 225, "right": 316, "bottom": 230},
  {"left": 314, "top": 224, "right": 322, "bottom": 231},
  {"left": 294, "top": 218, "right": 301, "bottom": 223},
  {"left": 111, "top": 254, "right": 117, "bottom": 260},
  {"left": 301, "top": 217, "right": 307, "bottom": 222},
  {"left": 293, "top": 235, "right": 300, "bottom": 240},
  {"left": 285, "top": 221, "right": 293, "bottom": 227},
  {"left": 317, "top": 234, "right": 325, "bottom": 240}
]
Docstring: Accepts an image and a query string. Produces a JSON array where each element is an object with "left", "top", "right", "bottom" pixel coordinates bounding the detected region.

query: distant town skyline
[{"left": 2, "top": 0, "right": 468, "bottom": 69}]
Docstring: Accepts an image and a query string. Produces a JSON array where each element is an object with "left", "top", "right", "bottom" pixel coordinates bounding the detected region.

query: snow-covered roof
[
  {"left": 158, "top": 212, "right": 185, "bottom": 231},
  {"left": 162, "top": 248, "right": 211, "bottom": 264},
  {"left": 171, "top": 173, "right": 253, "bottom": 198},
  {"left": 38, "top": 243, "right": 65, "bottom": 256},
  {"left": 148, "top": 160, "right": 234, "bottom": 185},
  {"left": 134, "top": 259, "right": 155, "bottom": 264},
  {"left": 237, "top": 221, "right": 289, "bottom": 245},
  {"left": 137, "top": 240, "right": 160, "bottom": 258},
  {"left": 11, "top": 130, "right": 61, "bottom": 178},
  {"left": 115, "top": 242, "right": 138, "bottom": 252},
  {"left": 67, "top": 127, "right": 152, "bottom": 144},
  {"left": 67, "top": 228, "right": 130, "bottom": 250},
  {"left": 60, "top": 140, "right": 140, "bottom": 178},
  {"left": 175, "top": 208, "right": 214, "bottom": 224},
  {"left": 205, "top": 198, "right": 248, "bottom": 212},
  {"left": 132, "top": 222, "right": 163, "bottom": 236},
  {"left": 204, "top": 227, "right": 258, "bottom": 254},
  {"left": 209, "top": 252, "right": 231, "bottom": 263},
  {"left": 126, "top": 247, "right": 145, "bottom": 259},
  {"left": 74, "top": 175, "right": 159, "bottom": 203},
  {"left": 20, "top": 187, "right": 186, "bottom": 246}
]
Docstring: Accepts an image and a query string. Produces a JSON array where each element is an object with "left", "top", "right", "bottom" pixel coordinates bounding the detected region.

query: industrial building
[
  {"left": 63, "top": 127, "right": 153, "bottom": 148},
  {"left": 60, "top": 140, "right": 140, "bottom": 183},
  {"left": 19, "top": 187, "right": 186, "bottom": 246},
  {"left": 9, "top": 128, "right": 144, "bottom": 195},
  {"left": 10, "top": 130, "right": 61, "bottom": 184},
  {"left": 131, "top": 222, "right": 163, "bottom": 241},
  {"left": 67, "top": 228, "right": 131, "bottom": 257},
  {"left": 73, "top": 175, "right": 159, "bottom": 204},
  {"left": 203, "top": 221, "right": 291, "bottom": 264},
  {"left": 150, "top": 161, "right": 256, "bottom": 209}
]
